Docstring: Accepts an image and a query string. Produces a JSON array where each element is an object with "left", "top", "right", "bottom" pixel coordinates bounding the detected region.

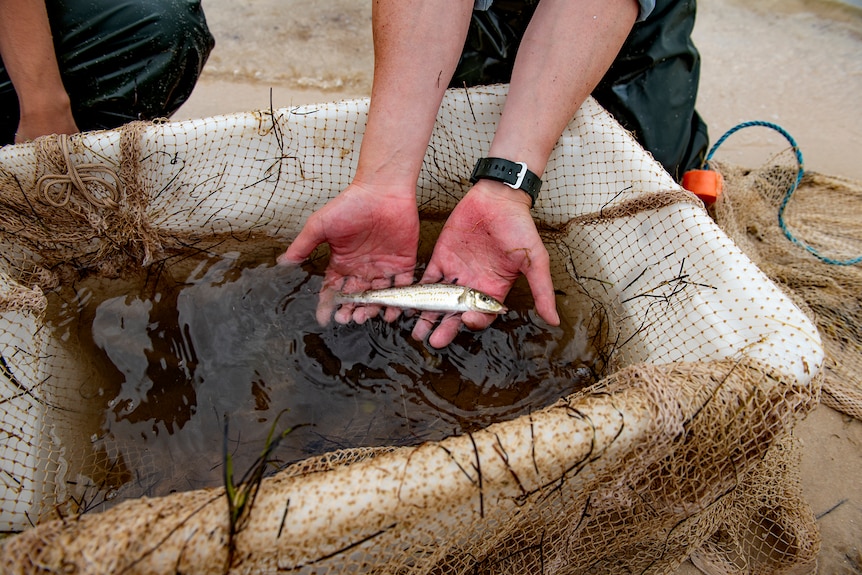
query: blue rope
[{"left": 705, "top": 120, "right": 861, "bottom": 266}]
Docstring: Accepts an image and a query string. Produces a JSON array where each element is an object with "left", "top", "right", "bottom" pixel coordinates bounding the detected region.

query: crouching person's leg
[
  {"left": 0, "top": 0, "right": 214, "bottom": 144},
  {"left": 592, "top": 0, "right": 709, "bottom": 181}
]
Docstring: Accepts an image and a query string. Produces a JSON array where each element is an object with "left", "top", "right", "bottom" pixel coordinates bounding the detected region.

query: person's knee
[
  {"left": 47, "top": 0, "right": 214, "bottom": 128},
  {"left": 128, "top": 0, "right": 215, "bottom": 60}
]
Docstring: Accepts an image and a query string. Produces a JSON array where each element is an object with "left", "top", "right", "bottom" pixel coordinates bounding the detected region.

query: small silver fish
[{"left": 335, "top": 283, "right": 507, "bottom": 314}]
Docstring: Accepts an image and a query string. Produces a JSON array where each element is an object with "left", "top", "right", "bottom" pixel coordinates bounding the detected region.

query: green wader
[
  {"left": 0, "top": 0, "right": 214, "bottom": 145},
  {"left": 452, "top": 0, "right": 709, "bottom": 181}
]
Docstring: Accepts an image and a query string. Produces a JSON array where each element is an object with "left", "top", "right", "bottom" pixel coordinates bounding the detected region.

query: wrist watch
[{"left": 470, "top": 157, "right": 542, "bottom": 207}]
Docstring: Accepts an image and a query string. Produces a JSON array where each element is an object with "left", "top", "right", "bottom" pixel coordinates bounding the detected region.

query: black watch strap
[{"left": 470, "top": 157, "right": 542, "bottom": 207}]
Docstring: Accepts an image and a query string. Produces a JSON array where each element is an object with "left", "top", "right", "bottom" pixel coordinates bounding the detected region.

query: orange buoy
[{"left": 682, "top": 169, "right": 723, "bottom": 205}]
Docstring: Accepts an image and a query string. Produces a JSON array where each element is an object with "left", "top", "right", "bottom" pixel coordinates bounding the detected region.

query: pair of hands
[{"left": 279, "top": 180, "right": 560, "bottom": 348}]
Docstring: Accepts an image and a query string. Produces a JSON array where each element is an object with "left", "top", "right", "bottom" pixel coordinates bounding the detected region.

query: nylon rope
[{"left": 705, "top": 120, "right": 861, "bottom": 266}]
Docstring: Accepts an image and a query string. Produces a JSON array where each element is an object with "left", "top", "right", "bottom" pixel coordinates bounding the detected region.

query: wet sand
[{"left": 176, "top": 1, "right": 862, "bottom": 572}]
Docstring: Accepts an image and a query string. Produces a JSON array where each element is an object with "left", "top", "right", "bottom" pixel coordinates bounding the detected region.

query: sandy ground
[{"left": 176, "top": 1, "right": 862, "bottom": 572}]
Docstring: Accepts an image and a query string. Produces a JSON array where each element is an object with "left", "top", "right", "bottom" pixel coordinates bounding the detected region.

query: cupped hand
[
  {"left": 278, "top": 182, "right": 419, "bottom": 325},
  {"left": 412, "top": 180, "right": 560, "bottom": 348}
]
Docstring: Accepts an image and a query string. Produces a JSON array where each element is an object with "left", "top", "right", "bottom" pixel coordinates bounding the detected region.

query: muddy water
[{"left": 44, "top": 227, "right": 597, "bottom": 512}]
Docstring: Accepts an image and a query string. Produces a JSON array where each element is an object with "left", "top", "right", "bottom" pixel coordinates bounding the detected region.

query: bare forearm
[
  {"left": 355, "top": 0, "right": 474, "bottom": 192},
  {"left": 489, "top": 0, "right": 639, "bottom": 176},
  {"left": 0, "top": 0, "right": 70, "bottom": 115},
  {"left": 0, "top": 0, "right": 78, "bottom": 141}
]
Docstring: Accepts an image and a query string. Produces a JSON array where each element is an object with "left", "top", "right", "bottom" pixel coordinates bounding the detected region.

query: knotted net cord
[{"left": 35, "top": 134, "right": 121, "bottom": 211}]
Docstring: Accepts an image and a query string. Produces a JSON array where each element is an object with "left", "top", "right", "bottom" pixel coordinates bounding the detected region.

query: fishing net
[
  {"left": 710, "top": 157, "right": 862, "bottom": 422},
  {"left": 0, "top": 85, "right": 824, "bottom": 574}
]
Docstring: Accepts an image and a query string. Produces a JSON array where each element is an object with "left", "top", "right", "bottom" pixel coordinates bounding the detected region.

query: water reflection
[{"left": 46, "top": 237, "right": 596, "bottom": 511}]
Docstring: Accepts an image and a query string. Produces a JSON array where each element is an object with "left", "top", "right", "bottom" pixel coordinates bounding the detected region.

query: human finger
[
  {"left": 522, "top": 251, "right": 560, "bottom": 326},
  {"left": 278, "top": 219, "right": 324, "bottom": 265},
  {"left": 460, "top": 309, "right": 498, "bottom": 331},
  {"left": 426, "top": 313, "right": 464, "bottom": 349},
  {"left": 316, "top": 284, "right": 338, "bottom": 326},
  {"left": 411, "top": 311, "right": 440, "bottom": 343}
]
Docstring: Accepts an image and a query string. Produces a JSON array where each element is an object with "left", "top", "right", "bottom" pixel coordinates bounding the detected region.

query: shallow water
[{"left": 44, "top": 232, "right": 597, "bottom": 511}]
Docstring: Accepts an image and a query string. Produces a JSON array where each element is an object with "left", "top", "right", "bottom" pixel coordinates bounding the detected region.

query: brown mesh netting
[
  {"left": 0, "top": 359, "right": 820, "bottom": 574},
  {"left": 712, "top": 163, "right": 862, "bottom": 421},
  {"left": 0, "top": 87, "right": 825, "bottom": 573}
]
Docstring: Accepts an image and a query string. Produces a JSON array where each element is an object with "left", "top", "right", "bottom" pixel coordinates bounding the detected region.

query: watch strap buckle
[
  {"left": 469, "top": 157, "right": 542, "bottom": 208},
  {"left": 505, "top": 162, "right": 528, "bottom": 191}
]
